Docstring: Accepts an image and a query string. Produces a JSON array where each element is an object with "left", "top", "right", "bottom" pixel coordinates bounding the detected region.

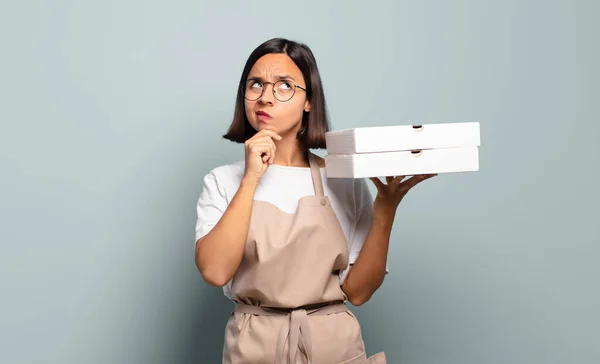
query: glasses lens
[
  {"left": 273, "top": 80, "right": 295, "bottom": 102},
  {"left": 244, "top": 80, "right": 262, "bottom": 101}
]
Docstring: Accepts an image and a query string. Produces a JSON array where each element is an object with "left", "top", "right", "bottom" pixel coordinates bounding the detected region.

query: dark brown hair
[{"left": 222, "top": 38, "right": 330, "bottom": 149}]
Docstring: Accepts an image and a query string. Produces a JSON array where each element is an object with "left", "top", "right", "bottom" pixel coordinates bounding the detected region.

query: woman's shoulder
[
  {"left": 202, "top": 160, "right": 245, "bottom": 190},
  {"left": 208, "top": 160, "right": 245, "bottom": 176}
]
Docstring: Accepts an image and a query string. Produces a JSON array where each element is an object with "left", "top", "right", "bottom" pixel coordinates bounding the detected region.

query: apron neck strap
[{"left": 307, "top": 152, "right": 325, "bottom": 198}]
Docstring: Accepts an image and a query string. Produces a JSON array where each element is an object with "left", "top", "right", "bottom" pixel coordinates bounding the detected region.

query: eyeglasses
[{"left": 243, "top": 79, "right": 307, "bottom": 102}]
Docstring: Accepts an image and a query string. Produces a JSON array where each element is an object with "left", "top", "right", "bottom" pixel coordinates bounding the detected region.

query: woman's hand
[
  {"left": 243, "top": 129, "right": 282, "bottom": 183},
  {"left": 369, "top": 174, "right": 437, "bottom": 225}
]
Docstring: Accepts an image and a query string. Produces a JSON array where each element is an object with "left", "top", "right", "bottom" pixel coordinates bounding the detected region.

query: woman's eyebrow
[
  {"left": 275, "top": 74, "right": 295, "bottom": 81},
  {"left": 247, "top": 74, "right": 296, "bottom": 81}
]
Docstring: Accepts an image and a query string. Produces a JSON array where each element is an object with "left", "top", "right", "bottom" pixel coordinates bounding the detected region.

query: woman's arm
[
  {"left": 341, "top": 210, "right": 393, "bottom": 306},
  {"left": 195, "top": 177, "right": 259, "bottom": 287},
  {"left": 342, "top": 174, "right": 436, "bottom": 306},
  {"left": 195, "top": 129, "right": 279, "bottom": 287}
]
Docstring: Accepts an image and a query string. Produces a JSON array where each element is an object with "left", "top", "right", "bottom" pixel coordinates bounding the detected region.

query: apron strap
[{"left": 307, "top": 152, "right": 325, "bottom": 200}]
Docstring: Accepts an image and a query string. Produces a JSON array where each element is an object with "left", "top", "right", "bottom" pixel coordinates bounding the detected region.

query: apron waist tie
[{"left": 234, "top": 302, "right": 348, "bottom": 364}]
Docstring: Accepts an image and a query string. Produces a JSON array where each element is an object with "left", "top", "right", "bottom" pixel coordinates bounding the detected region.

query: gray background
[{"left": 1, "top": 1, "right": 598, "bottom": 363}]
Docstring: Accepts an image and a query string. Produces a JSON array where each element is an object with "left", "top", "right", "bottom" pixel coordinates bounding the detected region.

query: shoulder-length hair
[{"left": 222, "top": 38, "right": 330, "bottom": 149}]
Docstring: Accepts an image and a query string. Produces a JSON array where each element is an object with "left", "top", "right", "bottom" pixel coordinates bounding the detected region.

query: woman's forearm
[
  {"left": 195, "top": 177, "right": 259, "bottom": 287},
  {"left": 342, "top": 211, "right": 394, "bottom": 306}
]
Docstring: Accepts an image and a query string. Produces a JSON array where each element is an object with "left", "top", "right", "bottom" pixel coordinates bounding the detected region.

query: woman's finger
[
  {"left": 369, "top": 177, "right": 385, "bottom": 193},
  {"left": 403, "top": 174, "right": 436, "bottom": 190},
  {"left": 251, "top": 136, "right": 277, "bottom": 152},
  {"left": 255, "top": 128, "right": 283, "bottom": 141},
  {"left": 391, "top": 176, "right": 405, "bottom": 190},
  {"left": 252, "top": 136, "right": 278, "bottom": 163},
  {"left": 250, "top": 143, "right": 275, "bottom": 165},
  {"left": 249, "top": 142, "right": 271, "bottom": 155}
]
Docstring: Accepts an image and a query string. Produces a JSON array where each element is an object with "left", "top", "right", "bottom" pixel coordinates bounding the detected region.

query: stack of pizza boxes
[{"left": 324, "top": 122, "right": 481, "bottom": 178}]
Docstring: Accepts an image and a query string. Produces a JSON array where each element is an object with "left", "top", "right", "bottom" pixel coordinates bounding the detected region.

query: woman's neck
[{"left": 272, "top": 139, "right": 309, "bottom": 167}]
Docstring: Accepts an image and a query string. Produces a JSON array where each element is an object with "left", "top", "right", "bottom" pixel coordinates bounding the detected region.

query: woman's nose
[{"left": 258, "top": 83, "right": 275, "bottom": 104}]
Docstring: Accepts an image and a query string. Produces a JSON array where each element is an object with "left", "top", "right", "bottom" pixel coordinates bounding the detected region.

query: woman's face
[{"left": 244, "top": 53, "right": 310, "bottom": 137}]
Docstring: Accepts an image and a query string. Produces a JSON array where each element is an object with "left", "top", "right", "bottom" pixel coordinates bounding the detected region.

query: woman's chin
[{"left": 256, "top": 123, "right": 277, "bottom": 132}]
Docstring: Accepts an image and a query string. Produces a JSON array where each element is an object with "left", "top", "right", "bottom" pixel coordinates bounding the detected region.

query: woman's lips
[{"left": 256, "top": 110, "right": 271, "bottom": 122}]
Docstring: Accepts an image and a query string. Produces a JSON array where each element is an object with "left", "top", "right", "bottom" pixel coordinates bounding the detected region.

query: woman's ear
[{"left": 304, "top": 100, "right": 311, "bottom": 112}]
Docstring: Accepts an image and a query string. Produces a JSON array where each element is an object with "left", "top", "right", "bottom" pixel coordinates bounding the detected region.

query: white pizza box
[
  {"left": 325, "top": 122, "right": 480, "bottom": 154},
  {"left": 324, "top": 147, "right": 479, "bottom": 178}
]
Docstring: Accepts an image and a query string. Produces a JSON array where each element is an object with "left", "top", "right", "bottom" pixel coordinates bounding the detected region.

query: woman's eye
[
  {"left": 280, "top": 82, "right": 292, "bottom": 90},
  {"left": 251, "top": 81, "right": 262, "bottom": 88}
]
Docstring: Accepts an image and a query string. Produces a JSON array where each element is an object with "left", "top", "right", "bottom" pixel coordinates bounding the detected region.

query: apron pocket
[{"left": 337, "top": 350, "right": 367, "bottom": 364}]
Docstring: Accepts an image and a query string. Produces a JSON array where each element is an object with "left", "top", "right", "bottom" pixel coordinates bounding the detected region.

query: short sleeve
[
  {"left": 339, "top": 178, "right": 389, "bottom": 284},
  {"left": 195, "top": 171, "right": 229, "bottom": 242}
]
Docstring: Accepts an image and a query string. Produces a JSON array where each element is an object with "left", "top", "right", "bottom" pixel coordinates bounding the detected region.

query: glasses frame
[{"left": 242, "top": 79, "right": 307, "bottom": 102}]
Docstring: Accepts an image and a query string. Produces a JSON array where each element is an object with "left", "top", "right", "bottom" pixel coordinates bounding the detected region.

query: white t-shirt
[{"left": 195, "top": 160, "right": 382, "bottom": 300}]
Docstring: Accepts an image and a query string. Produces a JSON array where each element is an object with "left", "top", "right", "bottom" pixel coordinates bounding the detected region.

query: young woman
[{"left": 195, "top": 38, "right": 435, "bottom": 363}]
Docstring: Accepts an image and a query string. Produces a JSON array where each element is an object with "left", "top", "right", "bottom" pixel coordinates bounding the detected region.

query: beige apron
[{"left": 222, "top": 152, "right": 386, "bottom": 364}]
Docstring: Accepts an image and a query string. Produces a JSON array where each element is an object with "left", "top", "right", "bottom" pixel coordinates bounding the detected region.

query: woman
[{"left": 195, "top": 38, "right": 435, "bottom": 363}]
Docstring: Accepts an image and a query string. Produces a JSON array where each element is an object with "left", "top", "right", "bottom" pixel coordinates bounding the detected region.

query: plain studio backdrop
[{"left": 1, "top": 1, "right": 598, "bottom": 363}]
